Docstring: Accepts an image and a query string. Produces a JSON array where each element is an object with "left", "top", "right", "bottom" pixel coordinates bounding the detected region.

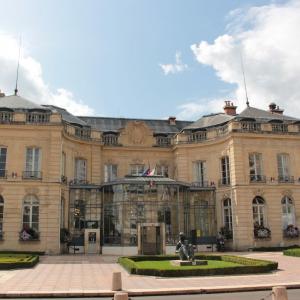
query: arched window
[
  {"left": 0, "top": 196, "right": 4, "bottom": 239},
  {"left": 223, "top": 198, "right": 232, "bottom": 231},
  {"left": 252, "top": 196, "right": 266, "bottom": 227},
  {"left": 281, "top": 196, "right": 295, "bottom": 229},
  {"left": 22, "top": 195, "right": 39, "bottom": 232}
]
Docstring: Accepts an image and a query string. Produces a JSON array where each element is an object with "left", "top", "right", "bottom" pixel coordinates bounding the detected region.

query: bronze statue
[{"left": 175, "top": 232, "right": 195, "bottom": 261}]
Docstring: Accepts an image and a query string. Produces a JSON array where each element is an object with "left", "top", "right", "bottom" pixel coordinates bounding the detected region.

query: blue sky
[{"left": 0, "top": 0, "right": 298, "bottom": 120}]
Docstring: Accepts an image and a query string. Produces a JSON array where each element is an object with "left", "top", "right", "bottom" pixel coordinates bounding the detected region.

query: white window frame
[
  {"left": 220, "top": 156, "right": 230, "bottom": 185},
  {"left": 249, "top": 153, "right": 263, "bottom": 181},
  {"left": 75, "top": 158, "right": 87, "bottom": 181},
  {"left": 281, "top": 196, "right": 295, "bottom": 229},
  {"left": 193, "top": 161, "right": 206, "bottom": 185},
  {"left": 223, "top": 198, "right": 232, "bottom": 231},
  {"left": 277, "top": 153, "right": 290, "bottom": 180},
  {"left": 252, "top": 197, "right": 266, "bottom": 227},
  {"left": 22, "top": 195, "right": 39, "bottom": 231},
  {"left": 156, "top": 165, "right": 168, "bottom": 177},
  {"left": 0, "top": 196, "right": 4, "bottom": 236},
  {"left": 104, "top": 164, "right": 118, "bottom": 182},
  {"left": 130, "top": 164, "right": 145, "bottom": 176},
  {"left": 25, "top": 147, "right": 41, "bottom": 173}
]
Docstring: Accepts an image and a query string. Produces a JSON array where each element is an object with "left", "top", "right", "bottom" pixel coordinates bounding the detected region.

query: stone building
[{"left": 0, "top": 92, "right": 299, "bottom": 255}]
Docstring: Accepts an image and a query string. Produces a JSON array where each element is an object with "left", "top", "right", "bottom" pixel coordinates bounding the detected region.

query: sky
[{"left": 0, "top": 0, "right": 299, "bottom": 120}]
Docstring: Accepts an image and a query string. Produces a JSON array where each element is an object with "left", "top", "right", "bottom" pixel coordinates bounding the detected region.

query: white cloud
[
  {"left": 0, "top": 32, "right": 94, "bottom": 116},
  {"left": 190, "top": 0, "right": 300, "bottom": 117},
  {"left": 159, "top": 51, "right": 188, "bottom": 75}
]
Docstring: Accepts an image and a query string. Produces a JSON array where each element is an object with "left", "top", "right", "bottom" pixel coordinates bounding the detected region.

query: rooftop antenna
[
  {"left": 14, "top": 36, "right": 22, "bottom": 96},
  {"left": 240, "top": 51, "right": 249, "bottom": 107}
]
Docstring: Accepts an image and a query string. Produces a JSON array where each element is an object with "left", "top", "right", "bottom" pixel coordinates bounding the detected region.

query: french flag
[{"left": 142, "top": 168, "right": 150, "bottom": 176}]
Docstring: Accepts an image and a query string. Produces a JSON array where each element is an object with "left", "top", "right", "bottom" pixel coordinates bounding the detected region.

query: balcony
[
  {"left": 0, "top": 170, "right": 7, "bottom": 179},
  {"left": 22, "top": 171, "right": 42, "bottom": 180},
  {"left": 250, "top": 175, "right": 266, "bottom": 183},
  {"left": 69, "top": 179, "right": 89, "bottom": 185},
  {"left": 278, "top": 175, "right": 294, "bottom": 183}
]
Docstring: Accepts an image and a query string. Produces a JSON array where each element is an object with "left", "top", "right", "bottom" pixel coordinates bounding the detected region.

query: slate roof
[
  {"left": 43, "top": 105, "right": 88, "bottom": 127},
  {"left": 183, "top": 113, "right": 234, "bottom": 130},
  {"left": 0, "top": 95, "right": 50, "bottom": 111},
  {"left": 79, "top": 116, "right": 192, "bottom": 134},
  {"left": 236, "top": 106, "right": 299, "bottom": 122}
]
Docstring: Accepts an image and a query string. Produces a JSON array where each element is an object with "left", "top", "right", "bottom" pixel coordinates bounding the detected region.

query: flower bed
[
  {"left": 118, "top": 254, "right": 278, "bottom": 277},
  {"left": 0, "top": 253, "right": 39, "bottom": 270}
]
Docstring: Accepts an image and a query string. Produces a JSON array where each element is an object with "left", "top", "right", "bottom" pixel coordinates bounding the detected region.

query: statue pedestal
[{"left": 171, "top": 260, "right": 208, "bottom": 266}]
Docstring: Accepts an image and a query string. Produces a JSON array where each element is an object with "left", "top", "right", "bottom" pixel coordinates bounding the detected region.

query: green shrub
[
  {"left": 0, "top": 254, "right": 39, "bottom": 270},
  {"left": 252, "top": 245, "right": 300, "bottom": 252},
  {"left": 283, "top": 248, "right": 300, "bottom": 257},
  {"left": 118, "top": 254, "right": 278, "bottom": 277}
]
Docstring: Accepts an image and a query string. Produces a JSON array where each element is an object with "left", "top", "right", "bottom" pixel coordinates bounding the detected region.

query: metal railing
[
  {"left": 22, "top": 171, "right": 42, "bottom": 180},
  {"left": 250, "top": 175, "right": 266, "bottom": 183},
  {"left": 0, "top": 170, "right": 7, "bottom": 179},
  {"left": 278, "top": 175, "right": 294, "bottom": 183}
]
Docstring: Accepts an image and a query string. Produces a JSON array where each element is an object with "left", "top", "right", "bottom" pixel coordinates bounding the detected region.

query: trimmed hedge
[
  {"left": 252, "top": 245, "right": 300, "bottom": 252},
  {"left": 0, "top": 254, "right": 39, "bottom": 270},
  {"left": 283, "top": 248, "right": 300, "bottom": 257},
  {"left": 118, "top": 254, "right": 278, "bottom": 277}
]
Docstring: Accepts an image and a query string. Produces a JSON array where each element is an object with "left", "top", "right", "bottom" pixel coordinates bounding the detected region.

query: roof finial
[
  {"left": 14, "top": 35, "right": 22, "bottom": 96},
  {"left": 240, "top": 51, "right": 249, "bottom": 107}
]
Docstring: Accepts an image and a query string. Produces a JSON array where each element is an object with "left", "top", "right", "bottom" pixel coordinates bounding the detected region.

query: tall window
[
  {"left": 130, "top": 164, "right": 145, "bottom": 176},
  {"left": 103, "top": 133, "right": 118, "bottom": 145},
  {"left": 22, "top": 195, "right": 39, "bottom": 232},
  {"left": 223, "top": 198, "right": 232, "bottom": 231},
  {"left": 25, "top": 147, "right": 41, "bottom": 178},
  {"left": 220, "top": 156, "right": 230, "bottom": 185},
  {"left": 0, "top": 148, "right": 7, "bottom": 178},
  {"left": 252, "top": 196, "right": 266, "bottom": 227},
  {"left": 281, "top": 196, "right": 295, "bottom": 229},
  {"left": 156, "top": 165, "right": 169, "bottom": 177},
  {"left": 0, "top": 196, "right": 4, "bottom": 239},
  {"left": 193, "top": 161, "right": 206, "bottom": 185},
  {"left": 75, "top": 158, "right": 87, "bottom": 182},
  {"left": 277, "top": 153, "right": 290, "bottom": 181},
  {"left": 104, "top": 164, "right": 118, "bottom": 182},
  {"left": 249, "top": 153, "right": 264, "bottom": 182}
]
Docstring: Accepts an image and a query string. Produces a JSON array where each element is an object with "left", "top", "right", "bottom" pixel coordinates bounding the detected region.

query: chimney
[
  {"left": 223, "top": 101, "right": 237, "bottom": 116},
  {"left": 0, "top": 90, "right": 5, "bottom": 97},
  {"left": 168, "top": 116, "right": 176, "bottom": 125},
  {"left": 269, "top": 102, "right": 284, "bottom": 115}
]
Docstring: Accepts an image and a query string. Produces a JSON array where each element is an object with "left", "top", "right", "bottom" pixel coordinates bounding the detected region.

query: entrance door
[
  {"left": 84, "top": 229, "right": 100, "bottom": 254},
  {"left": 141, "top": 225, "right": 162, "bottom": 255}
]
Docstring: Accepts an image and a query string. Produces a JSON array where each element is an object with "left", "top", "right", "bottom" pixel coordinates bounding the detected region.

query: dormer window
[
  {"left": 270, "top": 121, "right": 288, "bottom": 133},
  {"left": 103, "top": 132, "right": 119, "bottom": 146},
  {"left": 26, "top": 111, "right": 50, "bottom": 123},
  {"left": 75, "top": 127, "right": 91, "bottom": 139},
  {"left": 240, "top": 119, "right": 261, "bottom": 132},
  {"left": 188, "top": 130, "right": 207, "bottom": 142},
  {"left": 0, "top": 109, "right": 13, "bottom": 123},
  {"left": 155, "top": 134, "right": 171, "bottom": 147}
]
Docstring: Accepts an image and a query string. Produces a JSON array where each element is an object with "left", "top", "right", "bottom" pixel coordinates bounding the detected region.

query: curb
[{"left": 0, "top": 283, "right": 300, "bottom": 298}]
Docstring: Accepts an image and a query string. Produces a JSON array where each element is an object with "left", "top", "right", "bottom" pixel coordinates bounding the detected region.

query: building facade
[{"left": 0, "top": 93, "right": 299, "bottom": 255}]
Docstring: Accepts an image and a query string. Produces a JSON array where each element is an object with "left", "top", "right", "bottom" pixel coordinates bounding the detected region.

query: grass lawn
[
  {"left": 135, "top": 259, "right": 242, "bottom": 270},
  {"left": 283, "top": 248, "right": 300, "bottom": 257},
  {"left": 0, "top": 253, "right": 39, "bottom": 269}
]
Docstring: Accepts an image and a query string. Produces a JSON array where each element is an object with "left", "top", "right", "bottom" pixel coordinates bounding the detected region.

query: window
[
  {"left": 188, "top": 131, "right": 207, "bottom": 142},
  {"left": 271, "top": 123, "right": 288, "bottom": 133},
  {"left": 74, "top": 127, "right": 91, "bottom": 139},
  {"left": 277, "top": 154, "right": 291, "bottom": 182},
  {"left": 155, "top": 135, "right": 171, "bottom": 147},
  {"left": 249, "top": 153, "right": 264, "bottom": 182},
  {"left": 21, "top": 195, "right": 39, "bottom": 240},
  {"left": 282, "top": 196, "right": 295, "bottom": 229},
  {"left": 103, "top": 133, "right": 118, "bottom": 145},
  {"left": 193, "top": 161, "right": 206, "bottom": 186},
  {"left": 0, "top": 196, "right": 4, "bottom": 239},
  {"left": 104, "top": 164, "right": 118, "bottom": 182},
  {"left": 0, "top": 148, "right": 7, "bottom": 178},
  {"left": 156, "top": 165, "right": 168, "bottom": 177},
  {"left": 223, "top": 198, "right": 232, "bottom": 232},
  {"left": 0, "top": 111, "right": 13, "bottom": 123},
  {"left": 75, "top": 158, "right": 87, "bottom": 182},
  {"left": 130, "top": 164, "right": 145, "bottom": 176},
  {"left": 220, "top": 156, "right": 230, "bottom": 185},
  {"left": 62, "top": 152, "right": 66, "bottom": 176},
  {"left": 241, "top": 122, "right": 261, "bottom": 132},
  {"left": 252, "top": 196, "right": 266, "bottom": 227},
  {"left": 24, "top": 147, "right": 41, "bottom": 178},
  {"left": 26, "top": 112, "right": 50, "bottom": 123}
]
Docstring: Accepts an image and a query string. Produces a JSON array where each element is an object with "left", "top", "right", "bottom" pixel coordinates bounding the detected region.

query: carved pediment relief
[
  {"left": 119, "top": 121, "right": 155, "bottom": 146},
  {"left": 253, "top": 189, "right": 264, "bottom": 197},
  {"left": 282, "top": 189, "right": 293, "bottom": 197},
  {"left": 25, "top": 187, "right": 40, "bottom": 195}
]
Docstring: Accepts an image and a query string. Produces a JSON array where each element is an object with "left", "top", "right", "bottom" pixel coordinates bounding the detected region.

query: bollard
[
  {"left": 272, "top": 286, "right": 288, "bottom": 300},
  {"left": 112, "top": 272, "right": 122, "bottom": 291},
  {"left": 114, "top": 292, "right": 128, "bottom": 300}
]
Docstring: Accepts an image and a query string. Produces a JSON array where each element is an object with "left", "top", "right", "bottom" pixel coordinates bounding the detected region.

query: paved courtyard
[{"left": 0, "top": 252, "right": 299, "bottom": 296}]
